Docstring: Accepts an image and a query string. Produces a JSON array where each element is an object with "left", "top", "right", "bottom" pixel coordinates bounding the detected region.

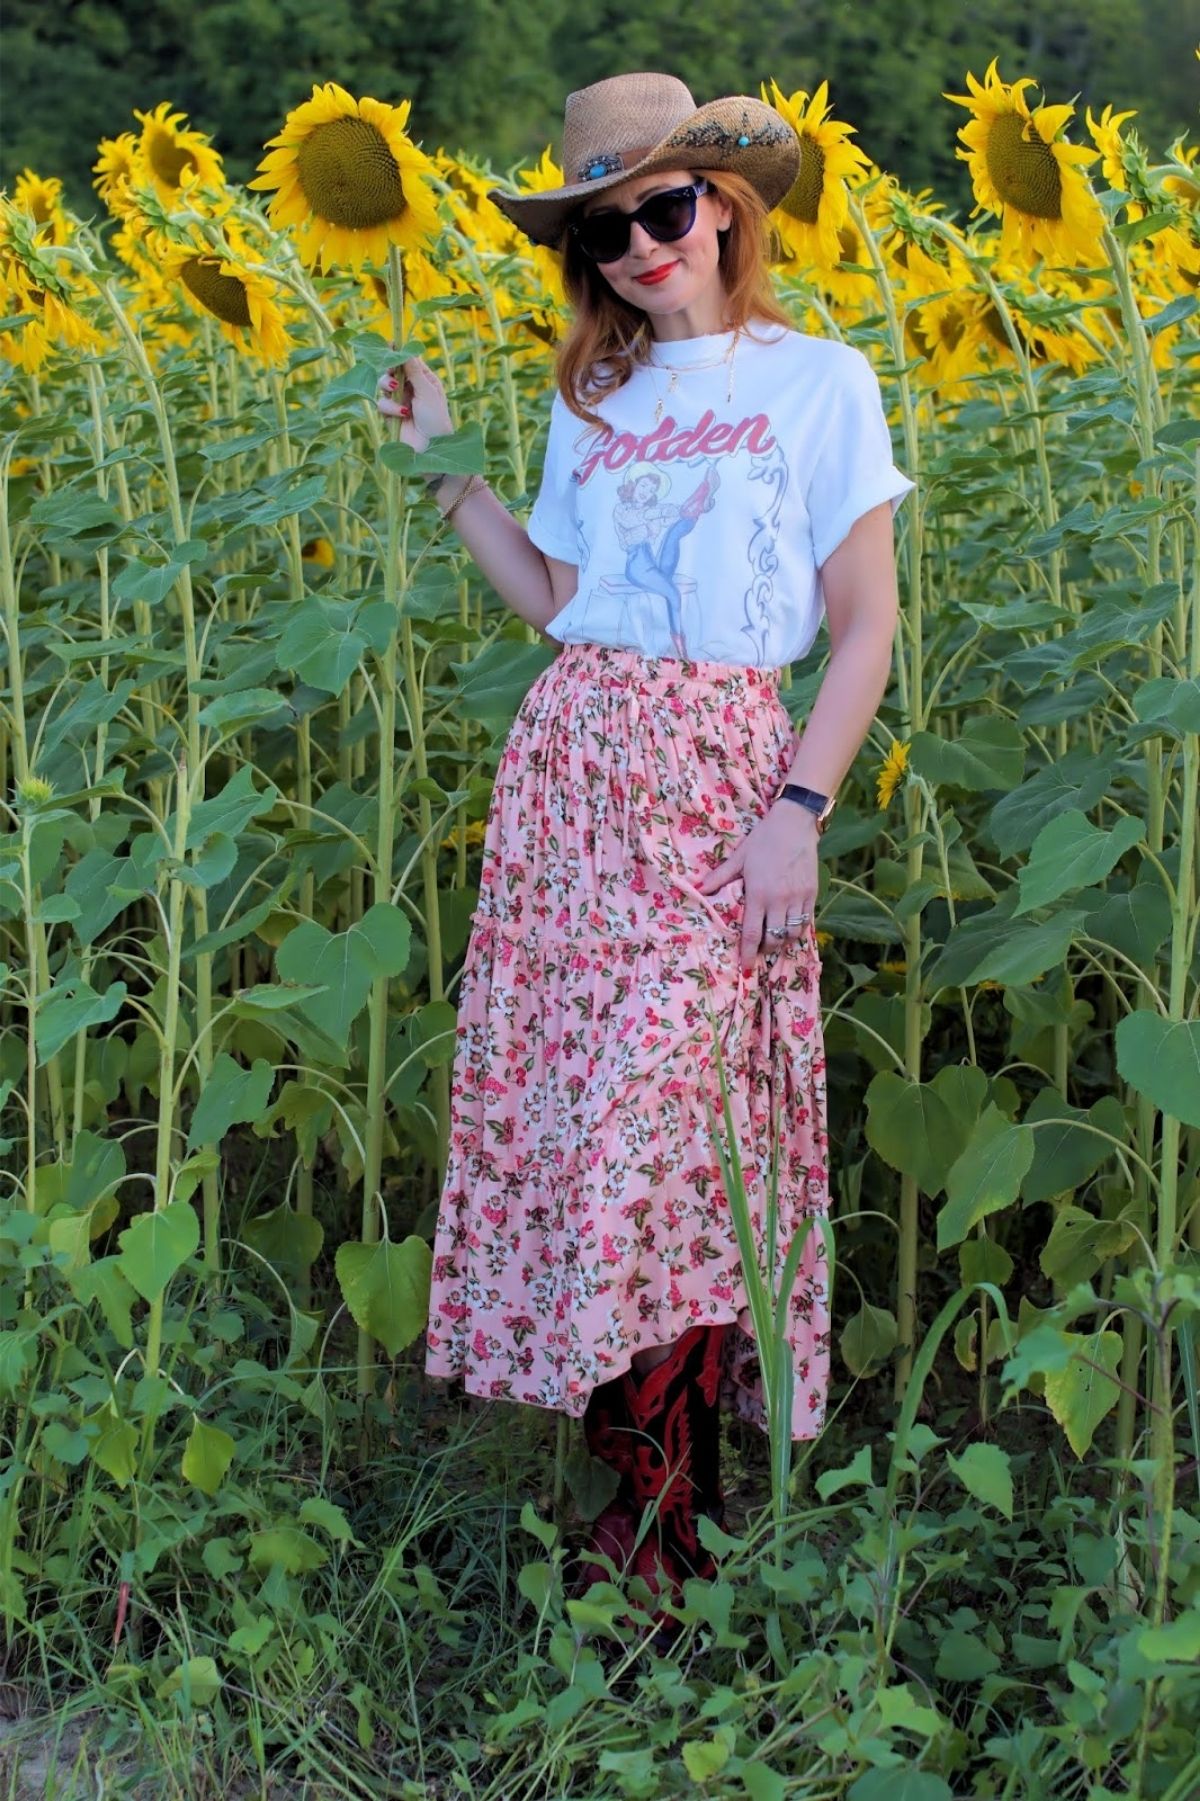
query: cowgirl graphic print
[{"left": 527, "top": 325, "right": 917, "bottom": 669}]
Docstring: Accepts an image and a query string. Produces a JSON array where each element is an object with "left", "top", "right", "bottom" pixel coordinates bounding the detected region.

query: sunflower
[
  {"left": 511, "top": 147, "right": 568, "bottom": 308},
  {"left": 1084, "top": 104, "right": 1141, "bottom": 207},
  {"left": 11, "top": 170, "right": 70, "bottom": 245},
  {"left": 786, "top": 154, "right": 898, "bottom": 308},
  {"left": 1121, "top": 224, "right": 1197, "bottom": 371},
  {"left": 761, "top": 79, "right": 872, "bottom": 274},
  {"left": 121, "top": 260, "right": 197, "bottom": 356},
  {"left": 161, "top": 229, "right": 292, "bottom": 363},
  {"left": 1162, "top": 139, "right": 1200, "bottom": 210},
  {"left": 442, "top": 818, "right": 488, "bottom": 854},
  {"left": 108, "top": 214, "right": 164, "bottom": 283},
  {"left": 302, "top": 537, "right": 336, "bottom": 568},
  {"left": 93, "top": 132, "right": 144, "bottom": 218},
  {"left": 899, "top": 234, "right": 996, "bottom": 391},
  {"left": 434, "top": 150, "right": 516, "bottom": 256},
  {"left": 248, "top": 84, "right": 442, "bottom": 272},
  {"left": 115, "top": 161, "right": 238, "bottom": 274},
  {"left": 942, "top": 58, "right": 1104, "bottom": 269},
  {"left": 357, "top": 247, "right": 463, "bottom": 317},
  {"left": 1006, "top": 258, "right": 1109, "bottom": 375},
  {"left": 0, "top": 196, "right": 106, "bottom": 371},
  {"left": 875, "top": 739, "right": 909, "bottom": 809},
  {"left": 133, "top": 102, "right": 226, "bottom": 206},
  {"left": 897, "top": 224, "right": 1030, "bottom": 381},
  {"left": 1150, "top": 223, "right": 1199, "bottom": 297}
]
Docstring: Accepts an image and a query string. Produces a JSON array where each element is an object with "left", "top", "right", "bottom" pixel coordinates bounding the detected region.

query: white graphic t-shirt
[{"left": 526, "top": 324, "right": 916, "bottom": 669}]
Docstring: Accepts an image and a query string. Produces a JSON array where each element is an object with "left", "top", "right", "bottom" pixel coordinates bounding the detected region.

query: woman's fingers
[
  {"left": 744, "top": 902, "right": 813, "bottom": 969},
  {"left": 376, "top": 366, "right": 412, "bottom": 416}
]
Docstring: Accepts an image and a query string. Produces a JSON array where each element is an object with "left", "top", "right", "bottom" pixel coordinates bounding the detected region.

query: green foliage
[
  {"left": 335, "top": 1235, "right": 433, "bottom": 1355},
  {"left": 1, "top": 0, "right": 1195, "bottom": 219},
  {"left": 116, "top": 1200, "right": 201, "bottom": 1301},
  {"left": 2, "top": 1222, "right": 1196, "bottom": 1792},
  {"left": 1, "top": 33, "right": 1197, "bottom": 1796}
]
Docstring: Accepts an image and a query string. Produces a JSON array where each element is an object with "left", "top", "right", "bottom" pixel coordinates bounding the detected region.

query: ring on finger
[{"left": 766, "top": 911, "right": 811, "bottom": 940}]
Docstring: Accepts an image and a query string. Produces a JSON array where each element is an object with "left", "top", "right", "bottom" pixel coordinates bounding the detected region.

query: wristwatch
[{"left": 778, "top": 783, "right": 837, "bottom": 833}]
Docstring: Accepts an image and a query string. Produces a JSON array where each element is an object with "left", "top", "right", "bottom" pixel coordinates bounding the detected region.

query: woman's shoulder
[
  {"left": 744, "top": 327, "right": 881, "bottom": 421},
  {"left": 744, "top": 321, "right": 864, "bottom": 374}
]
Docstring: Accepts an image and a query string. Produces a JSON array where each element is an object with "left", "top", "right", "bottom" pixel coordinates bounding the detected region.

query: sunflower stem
[
  {"left": 451, "top": 227, "right": 528, "bottom": 497},
  {"left": 70, "top": 363, "right": 116, "bottom": 1153},
  {"left": 27, "top": 375, "right": 62, "bottom": 590},
  {"left": 922, "top": 212, "right": 1077, "bottom": 1111},
  {"left": 100, "top": 279, "right": 218, "bottom": 1291},
  {"left": 358, "top": 243, "right": 407, "bottom": 1401},
  {"left": 847, "top": 190, "right": 927, "bottom": 1403},
  {"left": 1098, "top": 217, "right": 1173, "bottom": 1521},
  {"left": 270, "top": 367, "right": 317, "bottom": 1299},
  {"left": 143, "top": 756, "right": 191, "bottom": 1463}
]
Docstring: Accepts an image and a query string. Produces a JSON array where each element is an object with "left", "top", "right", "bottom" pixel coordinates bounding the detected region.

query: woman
[{"left": 376, "top": 72, "right": 915, "bottom": 1625}]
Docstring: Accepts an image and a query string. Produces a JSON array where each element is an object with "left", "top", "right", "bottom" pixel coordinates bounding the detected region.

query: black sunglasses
[{"left": 567, "top": 179, "right": 713, "bottom": 265}]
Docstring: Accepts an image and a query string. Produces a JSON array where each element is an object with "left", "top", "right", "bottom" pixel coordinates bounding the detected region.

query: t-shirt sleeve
[
  {"left": 526, "top": 393, "right": 579, "bottom": 565},
  {"left": 805, "top": 347, "right": 916, "bottom": 569}
]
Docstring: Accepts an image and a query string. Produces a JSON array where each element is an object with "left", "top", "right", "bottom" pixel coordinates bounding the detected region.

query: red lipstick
[{"left": 633, "top": 261, "right": 678, "bottom": 286}]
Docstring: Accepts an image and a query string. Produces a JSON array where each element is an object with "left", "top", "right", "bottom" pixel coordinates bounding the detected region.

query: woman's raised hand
[{"left": 375, "top": 351, "right": 454, "bottom": 456}]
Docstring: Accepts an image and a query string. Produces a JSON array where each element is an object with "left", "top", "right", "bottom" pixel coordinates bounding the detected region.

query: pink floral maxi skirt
[{"left": 424, "top": 642, "right": 831, "bottom": 1440}]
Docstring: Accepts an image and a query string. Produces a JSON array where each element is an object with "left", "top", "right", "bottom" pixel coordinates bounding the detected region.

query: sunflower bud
[{"left": 15, "top": 775, "right": 55, "bottom": 807}]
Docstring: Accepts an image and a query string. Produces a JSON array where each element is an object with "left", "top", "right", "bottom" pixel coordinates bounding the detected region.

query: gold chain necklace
[{"left": 645, "top": 328, "right": 742, "bottom": 426}]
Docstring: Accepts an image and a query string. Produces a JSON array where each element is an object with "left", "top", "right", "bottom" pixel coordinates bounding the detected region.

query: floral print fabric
[{"left": 424, "top": 641, "right": 831, "bottom": 1440}]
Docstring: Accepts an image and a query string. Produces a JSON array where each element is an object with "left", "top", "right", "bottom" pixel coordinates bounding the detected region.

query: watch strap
[{"left": 778, "top": 783, "right": 835, "bottom": 830}]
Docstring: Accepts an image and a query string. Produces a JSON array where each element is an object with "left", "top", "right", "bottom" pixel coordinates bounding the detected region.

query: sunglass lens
[
  {"left": 575, "top": 185, "right": 700, "bottom": 262},
  {"left": 642, "top": 191, "right": 696, "bottom": 241},
  {"left": 580, "top": 214, "right": 629, "bottom": 262}
]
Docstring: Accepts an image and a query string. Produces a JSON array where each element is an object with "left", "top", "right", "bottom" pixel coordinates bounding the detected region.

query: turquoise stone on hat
[
  {"left": 737, "top": 133, "right": 750, "bottom": 146},
  {"left": 589, "top": 161, "right": 607, "bottom": 178}
]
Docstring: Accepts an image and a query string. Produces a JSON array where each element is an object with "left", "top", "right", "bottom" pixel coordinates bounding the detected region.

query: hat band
[
  {"left": 574, "top": 114, "right": 794, "bottom": 185},
  {"left": 577, "top": 145, "right": 656, "bottom": 182}
]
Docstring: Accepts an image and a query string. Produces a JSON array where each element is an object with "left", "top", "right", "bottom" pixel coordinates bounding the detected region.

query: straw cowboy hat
[{"left": 488, "top": 72, "right": 801, "bottom": 250}]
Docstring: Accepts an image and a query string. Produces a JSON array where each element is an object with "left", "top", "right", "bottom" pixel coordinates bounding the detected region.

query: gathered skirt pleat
[{"left": 423, "top": 640, "right": 831, "bottom": 1440}]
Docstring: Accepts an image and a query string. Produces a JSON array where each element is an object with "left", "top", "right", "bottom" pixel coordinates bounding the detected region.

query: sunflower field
[{"left": 1, "top": 56, "right": 1198, "bottom": 1800}]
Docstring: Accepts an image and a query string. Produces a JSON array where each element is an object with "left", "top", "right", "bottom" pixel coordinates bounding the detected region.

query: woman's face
[
  {"left": 632, "top": 474, "right": 659, "bottom": 503},
  {"left": 578, "top": 167, "right": 733, "bottom": 324}
]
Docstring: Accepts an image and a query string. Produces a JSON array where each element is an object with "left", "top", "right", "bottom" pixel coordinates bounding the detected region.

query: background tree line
[{"left": 1, "top": 0, "right": 1196, "bottom": 225}]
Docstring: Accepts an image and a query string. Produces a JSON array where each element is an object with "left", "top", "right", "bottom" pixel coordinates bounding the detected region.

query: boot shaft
[{"left": 621, "top": 1324, "right": 729, "bottom": 1575}]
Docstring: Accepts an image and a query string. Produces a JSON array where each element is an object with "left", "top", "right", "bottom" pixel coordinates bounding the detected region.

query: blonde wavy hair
[{"left": 555, "top": 167, "right": 793, "bottom": 430}]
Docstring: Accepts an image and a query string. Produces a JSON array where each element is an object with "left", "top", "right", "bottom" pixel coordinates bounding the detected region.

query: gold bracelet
[{"left": 440, "top": 474, "right": 485, "bottom": 528}]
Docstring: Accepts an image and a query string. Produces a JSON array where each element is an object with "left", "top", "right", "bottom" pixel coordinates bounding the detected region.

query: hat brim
[{"left": 487, "top": 95, "right": 800, "bottom": 250}]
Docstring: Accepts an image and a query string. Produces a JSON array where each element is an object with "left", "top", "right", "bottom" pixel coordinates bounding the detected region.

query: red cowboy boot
[
  {"left": 573, "top": 1369, "right": 642, "bottom": 1594},
  {"left": 622, "top": 1323, "right": 729, "bottom": 1635},
  {"left": 678, "top": 462, "right": 721, "bottom": 521}
]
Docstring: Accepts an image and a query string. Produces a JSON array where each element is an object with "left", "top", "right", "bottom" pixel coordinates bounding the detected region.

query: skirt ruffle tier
[{"left": 424, "top": 641, "right": 831, "bottom": 1440}]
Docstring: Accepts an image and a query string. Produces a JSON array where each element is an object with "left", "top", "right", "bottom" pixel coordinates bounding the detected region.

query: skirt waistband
[{"left": 548, "top": 640, "right": 782, "bottom": 696}]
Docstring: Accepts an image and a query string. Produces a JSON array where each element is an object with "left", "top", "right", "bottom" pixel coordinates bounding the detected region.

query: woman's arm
[
  {"left": 374, "top": 354, "right": 562, "bottom": 637},
  {"left": 771, "top": 500, "right": 900, "bottom": 823},
  {"left": 429, "top": 475, "right": 570, "bottom": 640},
  {"left": 696, "top": 500, "right": 902, "bottom": 970}
]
